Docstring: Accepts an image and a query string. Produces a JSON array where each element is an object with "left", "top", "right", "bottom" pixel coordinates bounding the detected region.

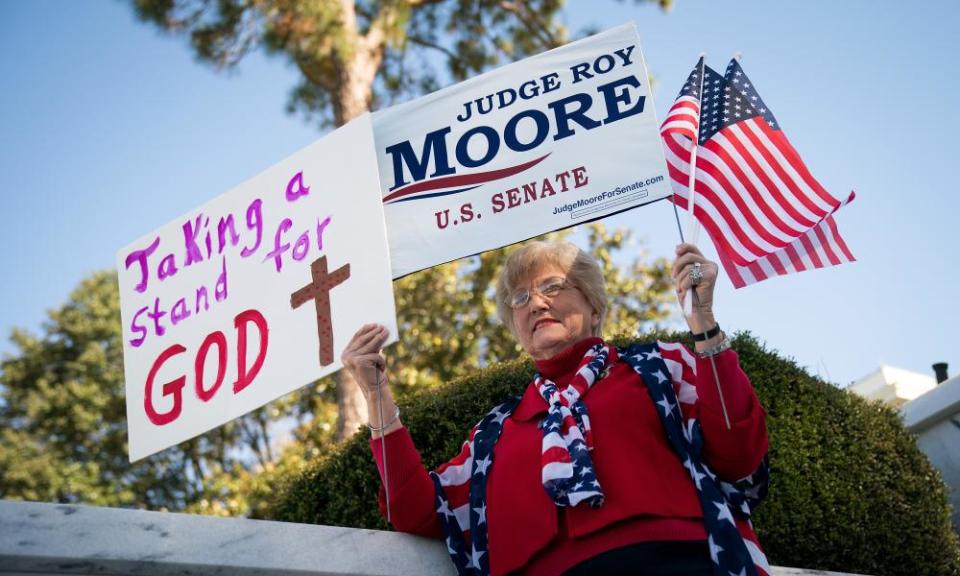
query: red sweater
[{"left": 370, "top": 338, "right": 767, "bottom": 575}]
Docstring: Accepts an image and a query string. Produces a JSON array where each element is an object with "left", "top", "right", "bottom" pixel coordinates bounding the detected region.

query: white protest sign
[
  {"left": 117, "top": 114, "right": 397, "bottom": 462},
  {"left": 373, "top": 23, "right": 671, "bottom": 278}
]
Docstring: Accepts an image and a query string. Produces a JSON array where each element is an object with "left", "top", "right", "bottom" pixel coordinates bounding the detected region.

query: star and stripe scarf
[
  {"left": 430, "top": 341, "right": 771, "bottom": 576},
  {"left": 536, "top": 342, "right": 611, "bottom": 508}
]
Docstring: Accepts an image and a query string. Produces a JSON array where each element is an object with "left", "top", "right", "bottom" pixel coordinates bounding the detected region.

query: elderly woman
[{"left": 342, "top": 241, "right": 769, "bottom": 576}]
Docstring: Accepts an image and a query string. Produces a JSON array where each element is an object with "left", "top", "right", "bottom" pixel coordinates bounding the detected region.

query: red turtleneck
[{"left": 370, "top": 338, "right": 767, "bottom": 575}]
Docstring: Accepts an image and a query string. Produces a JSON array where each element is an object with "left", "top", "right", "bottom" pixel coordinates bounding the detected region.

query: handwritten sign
[
  {"left": 117, "top": 115, "right": 397, "bottom": 462},
  {"left": 373, "top": 23, "right": 671, "bottom": 278}
]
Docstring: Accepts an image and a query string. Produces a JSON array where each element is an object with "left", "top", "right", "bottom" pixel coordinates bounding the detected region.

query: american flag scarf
[
  {"left": 536, "top": 342, "right": 611, "bottom": 508},
  {"left": 430, "top": 341, "right": 771, "bottom": 576}
]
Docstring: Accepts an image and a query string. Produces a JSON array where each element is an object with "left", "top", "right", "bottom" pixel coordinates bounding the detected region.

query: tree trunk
[
  {"left": 331, "top": 62, "right": 379, "bottom": 440},
  {"left": 331, "top": 0, "right": 387, "bottom": 441},
  {"left": 335, "top": 371, "right": 369, "bottom": 439}
]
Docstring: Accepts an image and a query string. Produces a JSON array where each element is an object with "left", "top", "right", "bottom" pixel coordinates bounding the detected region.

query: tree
[
  {"left": 0, "top": 271, "right": 282, "bottom": 510},
  {"left": 131, "top": 0, "right": 672, "bottom": 440}
]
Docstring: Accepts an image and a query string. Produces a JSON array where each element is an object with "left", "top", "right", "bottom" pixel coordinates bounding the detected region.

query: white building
[
  {"left": 848, "top": 365, "right": 936, "bottom": 408},
  {"left": 901, "top": 372, "right": 960, "bottom": 530},
  {"left": 851, "top": 364, "right": 959, "bottom": 530}
]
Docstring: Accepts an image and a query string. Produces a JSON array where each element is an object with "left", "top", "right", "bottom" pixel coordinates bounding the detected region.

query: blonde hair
[{"left": 496, "top": 240, "right": 607, "bottom": 338}]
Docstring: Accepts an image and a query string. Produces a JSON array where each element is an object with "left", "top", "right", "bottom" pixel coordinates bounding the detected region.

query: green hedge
[{"left": 267, "top": 333, "right": 960, "bottom": 576}]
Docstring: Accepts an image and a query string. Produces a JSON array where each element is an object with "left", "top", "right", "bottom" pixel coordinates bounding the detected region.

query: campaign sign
[
  {"left": 117, "top": 115, "right": 397, "bottom": 462},
  {"left": 373, "top": 23, "right": 671, "bottom": 278}
]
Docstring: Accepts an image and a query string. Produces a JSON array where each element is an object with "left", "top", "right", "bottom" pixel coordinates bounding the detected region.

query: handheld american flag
[
  {"left": 661, "top": 56, "right": 705, "bottom": 145},
  {"left": 661, "top": 58, "right": 855, "bottom": 287}
]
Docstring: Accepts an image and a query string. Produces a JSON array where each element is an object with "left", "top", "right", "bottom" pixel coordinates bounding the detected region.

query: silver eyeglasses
[{"left": 509, "top": 276, "right": 569, "bottom": 309}]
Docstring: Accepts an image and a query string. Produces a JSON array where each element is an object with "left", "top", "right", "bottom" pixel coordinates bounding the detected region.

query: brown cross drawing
[{"left": 290, "top": 256, "right": 351, "bottom": 367}]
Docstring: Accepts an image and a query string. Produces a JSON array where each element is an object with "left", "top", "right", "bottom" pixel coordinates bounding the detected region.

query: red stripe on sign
[{"left": 382, "top": 153, "right": 551, "bottom": 203}]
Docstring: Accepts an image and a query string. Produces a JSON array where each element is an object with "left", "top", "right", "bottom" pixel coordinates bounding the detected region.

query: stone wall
[{"left": 0, "top": 500, "right": 867, "bottom": 576}]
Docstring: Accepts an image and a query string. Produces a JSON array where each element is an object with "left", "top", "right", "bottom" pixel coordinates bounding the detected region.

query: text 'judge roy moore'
[{"left": 381, "top": 44, "right": 649, "bottom": 230}]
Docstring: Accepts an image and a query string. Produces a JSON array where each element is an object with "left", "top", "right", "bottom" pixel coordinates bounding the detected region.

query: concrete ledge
[
  {"left": 0, "top": 500, "right": 867, "bottom": 576},
  {"left": 0, "top": 500, "right": 453, "bottom": 576}
]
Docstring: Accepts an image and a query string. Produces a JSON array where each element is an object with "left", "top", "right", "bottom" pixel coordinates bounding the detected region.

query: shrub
[{"left": 266, "top": 333, "right": 960, "bottom": 576}]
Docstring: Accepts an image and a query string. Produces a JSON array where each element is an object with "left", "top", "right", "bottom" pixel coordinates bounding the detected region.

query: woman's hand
[
  {"left": 342, "top": 323, "right": 402, "bottom": 438},
  {"left": 671, "top": 243, "right": 721, "bottom": 339},
  {"left": 341, "top": 323, "right": 391, "bottom": 398}
]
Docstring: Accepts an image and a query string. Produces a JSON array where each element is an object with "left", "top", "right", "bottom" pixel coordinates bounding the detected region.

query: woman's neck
[{"left": 534, "top": 336, "right": 604, "bottom": 382}]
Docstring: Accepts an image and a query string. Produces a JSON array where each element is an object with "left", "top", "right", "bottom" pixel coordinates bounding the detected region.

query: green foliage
[
  {"left": 0, "top": 271, "right": 309, "bottom": 512},
  {"left": 0, "top": 272, "right": 170, "bottom": 507},
  {"left": 734, "top": 335, "right": 960, "bottom": 576},
  {"left": 130, "top": 0, "right": 571, "bottom": 126},
  {"left": 129, "top": 0, "right": 670, "bottom": 126},
  {"left": 267, "top": 333, "right": 960, "bottom": 576}
]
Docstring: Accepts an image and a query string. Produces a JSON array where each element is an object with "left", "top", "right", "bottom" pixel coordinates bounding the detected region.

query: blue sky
[{"left": 1, "top": 0, "right": 956, "bottom": 388}]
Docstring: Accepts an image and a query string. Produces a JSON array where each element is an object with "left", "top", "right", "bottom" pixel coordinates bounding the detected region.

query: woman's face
[{"left": 512, "top": 265, "right": 599, "bottom": 361}]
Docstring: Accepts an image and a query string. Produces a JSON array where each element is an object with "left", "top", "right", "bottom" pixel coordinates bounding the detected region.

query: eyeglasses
[{"left": 509, "top": 276, "right": 569, "bottom": 309}]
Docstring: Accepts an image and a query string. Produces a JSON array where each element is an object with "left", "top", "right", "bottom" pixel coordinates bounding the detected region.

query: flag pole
[
  {"left": 375, "top": 363, "right": 391, "bottom": 523},
  {"left": 682, "top": 54, "right": 706, "bottom": 317},
  {"left": 685, "top": 54, "right": 706, "bottom": 245},
  {"left": 670, "top": 54, "right": 732, "bottom": 430},
  {"left": 691, "top": 290, "right": 732, "bottom": 430}
]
